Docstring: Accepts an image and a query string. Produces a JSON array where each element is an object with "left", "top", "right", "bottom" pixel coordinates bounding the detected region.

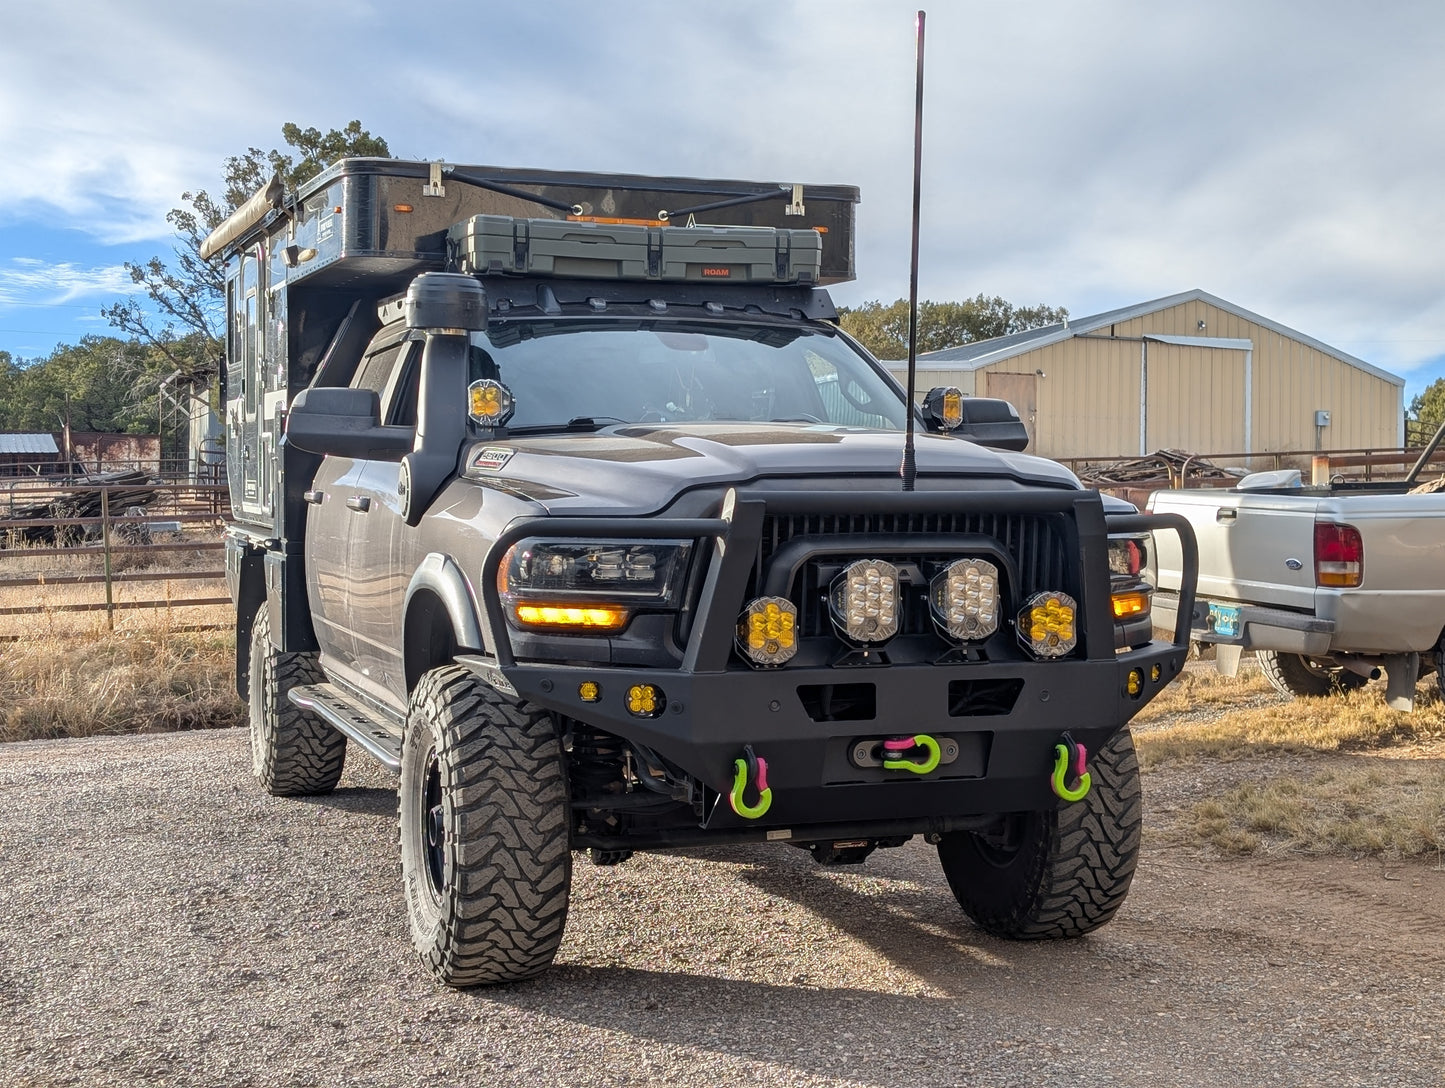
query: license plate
[{"left": 1208, "top": 603, "right": 1241, "bottom": 639}]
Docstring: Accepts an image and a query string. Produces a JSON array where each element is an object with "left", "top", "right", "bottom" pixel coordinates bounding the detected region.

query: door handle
[
  {"left": 346, "top": 496, "right": 371, "bottom": 512},
  {"left": 303, "top": 489, "right": 324, "bottom": 505},
  {"left": 1216, "top": 507, "right": 1238, "bottom": 522}
]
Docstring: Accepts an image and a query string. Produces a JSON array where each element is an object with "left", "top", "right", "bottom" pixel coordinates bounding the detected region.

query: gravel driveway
[{"left": 2, "top": 729, "right": 1442, "bottom": 1087}]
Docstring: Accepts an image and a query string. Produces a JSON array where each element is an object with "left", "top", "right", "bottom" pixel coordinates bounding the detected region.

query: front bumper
[{"left": 476, "top": 497, "right": 1198, "bottom": 832}]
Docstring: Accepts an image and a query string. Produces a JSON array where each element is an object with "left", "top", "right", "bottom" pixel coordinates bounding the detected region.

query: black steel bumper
[{"left": 478, "top": 495, "right": 1197, "bottom": 830}]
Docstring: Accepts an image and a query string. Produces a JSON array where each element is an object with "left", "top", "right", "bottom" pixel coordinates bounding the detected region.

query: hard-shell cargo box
[
  {"left": 206, "top": 158, "right": 858, "bottom": 295},
  {"left": 447, "top": 215, "right": 824, "bottom": 284}
]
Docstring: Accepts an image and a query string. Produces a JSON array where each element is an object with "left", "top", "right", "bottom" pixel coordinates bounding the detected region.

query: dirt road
[{"left": 2, "top": 729, "right": 1442, "bottom": 1087}]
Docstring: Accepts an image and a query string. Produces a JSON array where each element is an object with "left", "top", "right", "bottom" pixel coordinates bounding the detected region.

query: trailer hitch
[{"left": 1050, "top": 732, "right": 1091, "bottom": 802}]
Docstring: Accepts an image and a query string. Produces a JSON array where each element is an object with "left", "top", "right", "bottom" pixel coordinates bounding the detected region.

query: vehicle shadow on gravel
[{"left": 294, "top": 785, "right": 396, "bottom": 819}]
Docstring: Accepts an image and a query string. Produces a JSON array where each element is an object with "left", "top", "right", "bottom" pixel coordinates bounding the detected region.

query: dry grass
[
  {"left": 0, "top": 623, "right": 242, "bottom": 742},
  {"left": 1137, "top": 670, "right": 1445, "bottom": 861}
]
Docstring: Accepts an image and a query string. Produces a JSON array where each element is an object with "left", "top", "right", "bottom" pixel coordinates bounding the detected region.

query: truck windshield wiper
[{"left": 507, "top": 416, "right": 629, "bottom": 435}]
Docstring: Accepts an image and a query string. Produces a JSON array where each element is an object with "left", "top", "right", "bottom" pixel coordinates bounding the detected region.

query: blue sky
[{"left": 4, "top": 0, "right": 1445, "bottom": 406}]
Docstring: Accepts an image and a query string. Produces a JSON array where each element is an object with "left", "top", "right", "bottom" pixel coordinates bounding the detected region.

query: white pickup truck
[{"left": 1148, "top": 452, "right": 1445, "bottom": 711}]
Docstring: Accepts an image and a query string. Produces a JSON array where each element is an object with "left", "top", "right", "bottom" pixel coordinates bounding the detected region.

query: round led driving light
[
  {"left": 1018, "top": 591, "right": 1078, "bottom": 659},
  {"left": 929, "top": 558, "right": 1000, "bottom": 642},
  {"left": 829, "top": 559, "right": 900, "bottom": 644},
  {"left": 737, "top": 596, "right": 798, "bottom": 667}
]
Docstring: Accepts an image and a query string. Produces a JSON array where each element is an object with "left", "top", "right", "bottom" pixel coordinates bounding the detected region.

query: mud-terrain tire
[
  {"left": 938, "top": 727, "right": 1141, "bottom": 939},
  {"left": 1258, "top": 650, "right": 1367, "bottom": 698},
  {"left": 399, "top": 665, "right": 572, "bottom": 987},
  {"left": 248, "top": 609, "right": 345, "bottom": 796}
]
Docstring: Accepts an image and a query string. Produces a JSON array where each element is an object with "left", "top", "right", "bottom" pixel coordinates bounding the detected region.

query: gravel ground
[{"left": 2, "top": 728, "right": 1443, "bottom": 1088}]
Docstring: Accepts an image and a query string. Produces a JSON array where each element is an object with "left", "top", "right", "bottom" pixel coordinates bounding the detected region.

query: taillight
[{"left": 1314, "top": 523, "right": 1363, "bottom": 587}]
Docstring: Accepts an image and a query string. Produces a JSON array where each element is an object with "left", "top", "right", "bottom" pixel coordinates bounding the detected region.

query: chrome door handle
[
  {"left": 346, "top": 496, "right": 371, "bottom": 512},
  {"left": 303, "top": 489, "right": 324, "bottom": 505},
  {"left": 1216, "top": 507, "right": 1237, "bottom": 522}
]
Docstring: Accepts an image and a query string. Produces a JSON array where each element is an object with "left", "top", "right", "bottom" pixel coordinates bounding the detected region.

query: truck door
[{"left": 230, "top": 245, "right": 268, "bottom": 521}]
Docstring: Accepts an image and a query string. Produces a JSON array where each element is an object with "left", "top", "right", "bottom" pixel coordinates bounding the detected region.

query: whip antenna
[{"left": 900, "top": 10, "right": 926, "bottom": 491}]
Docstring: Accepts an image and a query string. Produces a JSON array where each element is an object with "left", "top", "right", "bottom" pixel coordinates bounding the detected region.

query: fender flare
[{"left": 403, "top": 552, "right": 487, "bottom": 653}]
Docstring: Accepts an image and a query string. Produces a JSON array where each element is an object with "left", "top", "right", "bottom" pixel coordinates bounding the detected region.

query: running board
[{"left": 288, "top": 683, "right": 404, "bottom": 772}]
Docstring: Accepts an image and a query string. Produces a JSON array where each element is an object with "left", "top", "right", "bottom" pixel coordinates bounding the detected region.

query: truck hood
[{"left": 461, "top": 422, "right": 1082, "bottom": 515}]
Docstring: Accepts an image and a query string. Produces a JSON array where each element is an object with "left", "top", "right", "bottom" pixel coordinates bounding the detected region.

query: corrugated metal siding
[
  {"left": 1145, "top": 343, "right": 1245, "bottom": 453},
  {"left": 0, "top": 434, "right": 59, "bottom": 455}
]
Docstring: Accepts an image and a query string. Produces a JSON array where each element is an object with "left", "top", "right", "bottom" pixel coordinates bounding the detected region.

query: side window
[
  {"left": 383, "top": 343, "right": 422, "bottom": 426},
  {"left": 351, "top": 338, "right": 405, "bottom": 397}
]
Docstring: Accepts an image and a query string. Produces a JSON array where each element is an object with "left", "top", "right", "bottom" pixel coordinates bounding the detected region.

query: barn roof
[
  {"left": 0, "top": 433, "right": 59, "bottom": 455},
  {"left": 902, "top": 289, "right": 1404, "bottom": 388}
]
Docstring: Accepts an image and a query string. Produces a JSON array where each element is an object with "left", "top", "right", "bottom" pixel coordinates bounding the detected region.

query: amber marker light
[
  {"left": 393, "top": 203, "right": 414, "bottom": 213},
  {"left": 1111, "top": 591, "right": 1150, "bottom": 619},
  {"left": 513, "top": 604, "right": 629, "bottom": 632},
  {"left": 578, "top": 681, "right": 601, "bottom": 703}
]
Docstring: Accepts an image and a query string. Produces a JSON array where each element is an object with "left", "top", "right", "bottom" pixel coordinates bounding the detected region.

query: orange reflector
[
  {"left": 513, "top": 603, "right": 629, "bottom": 631},
  {"left": 1111, "top": 592, "right": 1150, "bottom": 619},
  {"left": 394, "top": 203, "right": 414, "bottom": 213}
]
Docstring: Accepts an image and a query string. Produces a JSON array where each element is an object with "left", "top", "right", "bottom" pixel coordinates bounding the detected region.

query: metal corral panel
[{"left": 0, "top": 434, "right": 59, "bottom": 455}]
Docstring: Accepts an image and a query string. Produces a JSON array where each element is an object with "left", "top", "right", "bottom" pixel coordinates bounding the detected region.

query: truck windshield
[{"left": 468, "top": 321, "right": 907, "bottom": 431}]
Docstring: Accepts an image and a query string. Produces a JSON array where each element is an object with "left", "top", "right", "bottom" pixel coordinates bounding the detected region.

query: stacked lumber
[
  {"left": 1077, "top": 449, "right": 1245, "bottom": 488},
  {"left": 1, "top": 470, "right": 160, "bottom": 546}
]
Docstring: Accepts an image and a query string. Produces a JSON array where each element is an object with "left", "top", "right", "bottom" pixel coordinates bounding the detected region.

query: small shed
[
  {"left": 885, "top": 289, "right": 1404, "bottom": 463},
  {"left": 0, "top": 433, "right": 60, "bottom": 477}
]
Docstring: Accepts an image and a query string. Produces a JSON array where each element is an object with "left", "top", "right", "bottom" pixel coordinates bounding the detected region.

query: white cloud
[{"left": 0, "top": 258, "right": 134, "bottom": 307}]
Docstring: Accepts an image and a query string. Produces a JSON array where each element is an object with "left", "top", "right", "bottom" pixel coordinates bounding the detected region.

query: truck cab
[{"left": 213, "top": 158, "right": 1196, "bottom": 987}]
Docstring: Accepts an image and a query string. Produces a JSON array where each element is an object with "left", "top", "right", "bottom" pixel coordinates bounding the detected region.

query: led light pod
[
  {"left": 737, "top": 596, "right": 799, "bottom": 667},
  {"left": 1018, "top": 591, "right": 1078, "bottom": 658},
  {"left": 468, "top": 378, "right": 515, "bottom": 427},
  {"left": 929, "top": 558, "right": 1000, "bottom": 641},
  {"left": 830, "top": 560, "right": 900, "bottom": 644}
]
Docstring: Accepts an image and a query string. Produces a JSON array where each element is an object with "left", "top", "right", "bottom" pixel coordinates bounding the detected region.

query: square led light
[
  {"left": 829, "top": 560, "right": 900, "bottom": 644},
  {"left": 929, "top": 558, "right": 1000, "bottom": 641}
]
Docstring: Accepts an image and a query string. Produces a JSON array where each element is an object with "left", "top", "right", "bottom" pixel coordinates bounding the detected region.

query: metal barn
[{"left": 885, "top": 289, "right": 1404, "bottom": 463}]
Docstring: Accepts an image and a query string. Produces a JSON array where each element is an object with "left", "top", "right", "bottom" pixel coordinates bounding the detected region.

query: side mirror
[
  {"left": 285, "top": 386, "right": 414, "bottom": 459},
  {"left": 927, "top": 391, "right": 1030, "bottom": 452}
]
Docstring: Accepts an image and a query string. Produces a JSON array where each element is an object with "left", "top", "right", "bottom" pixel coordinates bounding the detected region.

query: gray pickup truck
[
  {"left": 1149, "top": 444, "right": 1445, "bottom": 710},
  {"left": 213, "top": 157, "right": 1196, "bottom": 986}
]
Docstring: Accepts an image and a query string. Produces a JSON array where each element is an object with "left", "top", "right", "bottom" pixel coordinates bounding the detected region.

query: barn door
[
  {"left": 984, "top": 372, "right": 1037, "bottom": 449},
  {"left": 1143, "top": 343, "right": 1245, "bottom": 456}
]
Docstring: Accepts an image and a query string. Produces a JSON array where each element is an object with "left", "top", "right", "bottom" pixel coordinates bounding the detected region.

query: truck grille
[{"left": 758, "top": 511, "right": 1075, "bottom": 639}]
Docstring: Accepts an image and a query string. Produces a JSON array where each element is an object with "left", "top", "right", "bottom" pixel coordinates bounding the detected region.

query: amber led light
[
  {"left": 512, "top": 603, "right": 628, "bottom": 631},
  {"left": 1111, "top": 592, "right": 1150, "bottom": 619}
]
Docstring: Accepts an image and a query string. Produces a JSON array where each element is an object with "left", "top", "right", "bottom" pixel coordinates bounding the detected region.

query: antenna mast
[{"left": 900, "top": 10, "right": 926, "bottom": 491}]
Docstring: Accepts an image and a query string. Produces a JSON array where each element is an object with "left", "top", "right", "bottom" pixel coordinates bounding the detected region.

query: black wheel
[
  {"left": 248, "top": 609, "right": 345, "bottom": 796},
  {"left": 1257, "top": 650, "right": 1367, "bottom": 698},
  {"left": 938, "top": 728, "right": 1142, "bottom": 939},
  {"left": 399, "top": 665, "right": 572, "bottom": 986}
]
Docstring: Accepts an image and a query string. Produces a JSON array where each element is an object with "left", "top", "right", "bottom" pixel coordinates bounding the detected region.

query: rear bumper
[{"left": 1154, "top": 592, "right": 1334, "bottom": 656}]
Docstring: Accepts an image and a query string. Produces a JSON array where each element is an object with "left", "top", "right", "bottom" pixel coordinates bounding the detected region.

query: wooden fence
[{"left": 0, "top": 482, "right": 231, "bottom": 630}]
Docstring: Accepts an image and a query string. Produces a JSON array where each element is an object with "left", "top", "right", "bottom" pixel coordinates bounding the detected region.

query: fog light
[
  {"left": 737, "top": 597, "right": 798, "bottom": 667},
  {"left": 626, "top": 684, "right": 664, "bottom": 718},
  {"left": 1150, "top": 664, "right": 1162, "bottom": 683},
  {"left": 929, "top": 558, "right": 1000, "bottom": 641},
  {"left": 579, "top": 681, "right": 601, "bottom": 703},
  {"left": 1126, "top": 668, "right": 1144, "bottom": 696},
  {"left": 830, "top": 560, "right": 900, "bottom": 644},
  {"left": 1019, "top": 591, "right": 1077, "bottom": 658}
]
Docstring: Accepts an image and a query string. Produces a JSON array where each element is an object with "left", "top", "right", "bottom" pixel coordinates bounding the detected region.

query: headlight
[
  {"left": 829, "top": 559, "right": 900, "bottom": 644},
  {"left": 499, "top": 538, "right": 693, "bottom": 632}
]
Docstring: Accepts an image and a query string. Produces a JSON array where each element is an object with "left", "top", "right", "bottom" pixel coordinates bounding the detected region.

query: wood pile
[
  {"left": 1077, "top": 449, "right": 1245, "bottom": 488},
  {"left": 1, "top": 470, "right": 161, "bottom": 546}
]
